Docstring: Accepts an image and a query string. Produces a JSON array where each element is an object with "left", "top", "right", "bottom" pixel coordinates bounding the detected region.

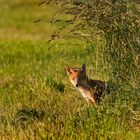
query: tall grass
[
  {"left": 0, "top": 40, "right": 140, "bottom": 139},
  {"left": 0, "top": 0, "right": 140, "bottom": 139}
]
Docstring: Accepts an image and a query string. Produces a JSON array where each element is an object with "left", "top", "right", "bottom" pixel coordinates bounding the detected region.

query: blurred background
[{"left": 0, "top": 0, "right": 57, "bottom": 41}]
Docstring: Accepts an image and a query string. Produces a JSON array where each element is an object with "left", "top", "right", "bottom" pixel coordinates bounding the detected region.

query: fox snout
[
  {"left": 75, "top": 84, "right": 79, "bottom": 87},
  {"left": 70, "top": 77, "right": 79, "bottom": 88},
  {"left": 73, "top": 77, "right": 79, "bottom": 88}
]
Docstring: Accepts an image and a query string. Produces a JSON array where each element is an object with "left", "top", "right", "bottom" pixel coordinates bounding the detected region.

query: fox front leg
[
  {"left": 90, "top": 98, "right": 97, "bottom": 107},
  {"left": 86, "top": 97, "right": 96, "bottom": 107}
]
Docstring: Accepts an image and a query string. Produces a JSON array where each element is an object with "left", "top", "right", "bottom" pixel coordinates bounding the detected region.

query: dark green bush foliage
[
  {"left": 46, "top": 0, "right": 140, "bottom": 93},
  {"left": 45, "top": 0, "right": 140, "bottom": 133}
]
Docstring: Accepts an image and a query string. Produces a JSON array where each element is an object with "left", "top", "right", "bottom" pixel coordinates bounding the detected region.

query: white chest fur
[{"left": 78, "top": 87, "right": 90, "bottom": 98}]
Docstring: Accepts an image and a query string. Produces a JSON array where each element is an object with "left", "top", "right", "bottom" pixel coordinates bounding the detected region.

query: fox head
[{"left": 66, "top": 64, "right": 88, "bottom": 88}]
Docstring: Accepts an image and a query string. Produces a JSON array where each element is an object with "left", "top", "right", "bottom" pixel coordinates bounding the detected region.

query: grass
[{"left": 0, "top": 0, "right": 140, "bottom": 139}]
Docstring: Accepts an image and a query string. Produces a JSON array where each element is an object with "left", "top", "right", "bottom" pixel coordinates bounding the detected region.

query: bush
[{"left": 45, "top": 0, "right": 140, "bottom": 135}]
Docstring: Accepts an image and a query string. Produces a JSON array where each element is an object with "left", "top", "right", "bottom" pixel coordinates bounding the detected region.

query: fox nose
[{"left": 76, "top": 84, "right": 79, "bottom": 87}]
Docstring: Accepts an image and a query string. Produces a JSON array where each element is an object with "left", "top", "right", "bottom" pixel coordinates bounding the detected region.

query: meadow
[{"left": 0, "top": 0, "right": 140, "bottom": 139}]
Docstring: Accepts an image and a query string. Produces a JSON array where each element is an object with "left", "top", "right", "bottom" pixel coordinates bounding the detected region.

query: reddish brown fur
[{"left": 66, "top": 64, "right": 106, "bottom": 105}]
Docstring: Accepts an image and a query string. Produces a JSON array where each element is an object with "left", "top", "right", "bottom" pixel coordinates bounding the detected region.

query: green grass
[
  {"left": 0, "top": 0, "right": 139, "bottom": 139},
  {"left": 0, "top": 41, "right": 140, "bottom": 140}
]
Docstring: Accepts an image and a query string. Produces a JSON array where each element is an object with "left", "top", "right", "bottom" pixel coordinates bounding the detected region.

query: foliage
[
  {"left": 0, "top": 0, "right": 140, "bottom": 139},
  {"left": 44, "top": 0, "right": 140, "bottom": 138},
  {"left": 45, "top": 0, "right": 140, "bottom": 106},
  {"left": 45, "top": 0, "right": 140, "bottom": 84}
]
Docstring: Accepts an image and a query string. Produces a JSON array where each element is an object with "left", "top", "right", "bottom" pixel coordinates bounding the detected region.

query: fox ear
[
  {"left": 66, "top": 67, "right": 74, "bottom": 75},
  {"left": 81, "top": 64, "right": 86, "bottom": 73}
]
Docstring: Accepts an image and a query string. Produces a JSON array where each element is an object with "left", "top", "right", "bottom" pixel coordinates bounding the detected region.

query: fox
[{"left": 66, "top": 64, "right": 106, "bottom": 105}]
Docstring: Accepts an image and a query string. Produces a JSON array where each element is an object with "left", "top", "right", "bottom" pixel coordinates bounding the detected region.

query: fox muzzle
[{"left": 75, "top": 84, "right": 79, "bottom": 87}]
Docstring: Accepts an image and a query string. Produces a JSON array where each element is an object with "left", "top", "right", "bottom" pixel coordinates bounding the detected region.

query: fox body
[{"left": 66, "top": 64, "right": 106, "bottom": 104}]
